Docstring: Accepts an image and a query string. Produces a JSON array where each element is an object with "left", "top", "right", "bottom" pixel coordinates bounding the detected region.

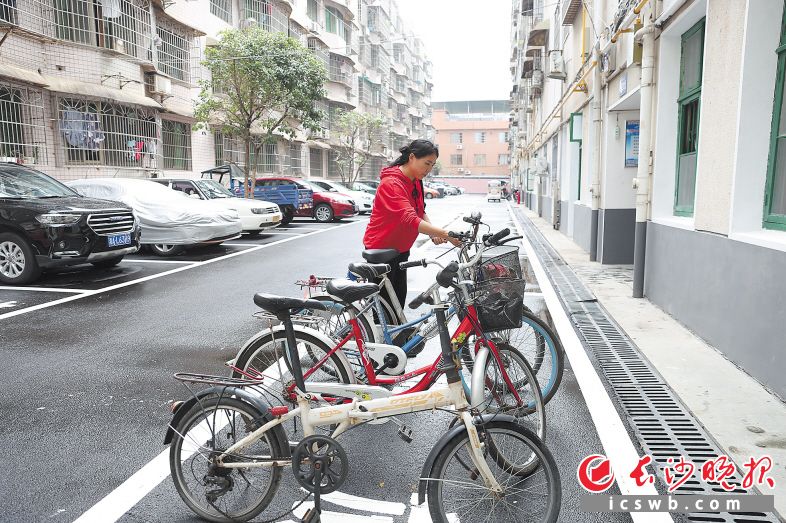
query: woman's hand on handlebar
[{"left": 432, "top": 234, "right": 462, "bottom": 247}]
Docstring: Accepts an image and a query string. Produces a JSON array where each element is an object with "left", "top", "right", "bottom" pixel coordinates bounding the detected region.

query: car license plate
[
  {"left": 108, "top": 233, "right": 132, "bottom": 248},
  {"left": 272, "top": 216, "right": 280, "bottom": 223}
]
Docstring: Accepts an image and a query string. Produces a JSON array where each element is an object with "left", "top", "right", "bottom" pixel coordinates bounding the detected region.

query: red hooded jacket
[{"left": 363, "top": 166, "right": 426, "bottom": 253}]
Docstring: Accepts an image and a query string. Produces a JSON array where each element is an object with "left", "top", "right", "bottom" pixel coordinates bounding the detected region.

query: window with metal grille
[
  {"left": 162, "top": 120, "right": 192, "bottom": 171},
  {"left": 308, "top": 38, "right": 329, "bottom": 69},
  {"left": 210, "top": 0, "right": 232, "bottom": 23},
  {"left": 0, "top": 0, "right": 18, "bottom": 25},
  {"left": 450, "top": 154, "right": 462, "bottom": 166},
  {"left": 289, "top": 20, "right": 306, "bottom": 42},
  {"left": 289, "top": 143, "right": 303, "bottom": 175},
  {"left": 674, "top": 19, "right": 704, "bottom": 217},
  {"left": 215, "top": 131, "right": 246, "bottom": 167},
  {"left": 262, "top": 143, "right": 278, "bottom": 173},
  {"left": 310, "top": 147, "right": 323, "bottom": 177},
  {"left": 324, "top": 6, "right": 345, "bottom": 39},
  {"left": 156, "top": 19, "right": 191, "bottom": 82},
  {"left": 498, "top": 154, "right": 509, "bottom": 166},
  {"left": 450, "top": 133, "right": 462, "bottom": 144},
  {"left": 244, "top": 0, "right": 288, "bottom": 34},
  {"left": 307, "top": 0, "right": 319, "bottom": 21},
  {"left": 0, "top": 84, "right": 47, "bottom": 165},
  {"left": 329, "top": 54, "right": 349, "bottom": 84},
  {"left": 58, "top": 98, "right": 157, "bottom": 168},
  {"left": 54, "top": 0, "right": 92, "bottom": 44},
  {"left": 764, "top": 6, "right": 786, "bottom": 230},
  {"left": 327, "top": 149, "right": 339, "bottom": 178},
  {"left": 474, "top": 131, "right": 486, "bottom": 143}
]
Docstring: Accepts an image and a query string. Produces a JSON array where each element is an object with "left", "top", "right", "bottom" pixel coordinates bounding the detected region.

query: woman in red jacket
[{"left": 363, "top": 139, "right": 460, "bottom": 309}]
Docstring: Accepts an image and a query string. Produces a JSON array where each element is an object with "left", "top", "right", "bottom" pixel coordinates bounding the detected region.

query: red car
[{"left": 262, "top": 177, "right": 358, "bottom": 222}]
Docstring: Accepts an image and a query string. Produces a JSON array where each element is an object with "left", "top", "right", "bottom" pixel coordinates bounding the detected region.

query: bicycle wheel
[
  {"left": 427, "top": 420, "right": 561, "bottom": 523},
  {"left": 305, "top": 295, "right": 377, "bottom": 344},
  {"left": 232, "top": 330, "right": 353, "bottom": 438},
  {"left": 494, "top": 310, "right": 564, "bottom": 405},
  {"left": 471, "top": 342, "right": 545, "bottom": 449},
  {"left": 169, "top": 397, "right": 286, "bottom": 523}
]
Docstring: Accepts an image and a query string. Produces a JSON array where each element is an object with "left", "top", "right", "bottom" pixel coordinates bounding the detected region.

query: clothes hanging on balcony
[
  {"left": 98, "top": 0, "right": 121, "bottom": 18},
  {"left": 60, "top": 110, "right": 105, "bottom": 151}
]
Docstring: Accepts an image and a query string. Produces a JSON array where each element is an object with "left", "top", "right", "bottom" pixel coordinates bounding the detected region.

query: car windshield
[
  {"left": 195, "top": 179, "right": 234, "bottom": 199},
  {"left": 0, "top": 169, "right": 78, "bottom": 198},
  {"left": 310, "top": 181, "right": 338, "bottom": 192}
]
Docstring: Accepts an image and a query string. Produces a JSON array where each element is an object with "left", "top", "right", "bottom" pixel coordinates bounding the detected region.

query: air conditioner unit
[
  {"left": 457, "top": 167, "right": 465, "bottom": 172},
  {"left": 464, "top": 170, "right": 471, "bottom": 174},
  {"left": 547, "top": 50, "right": 567, "bottom": 80},
  {"left": 531, "top": 70, "right": 544, "bottom": 89},
  {"left": 456, "top": 144, "right": 463, "bottom": 150},
  {"left": 309, "top": 22, "right": 321, "bottom": 34},
  {"left": 150, "top": 74, "right": 172, "bottom": 96}
]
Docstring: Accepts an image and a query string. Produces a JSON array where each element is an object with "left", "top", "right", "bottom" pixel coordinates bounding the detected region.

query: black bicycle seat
[
  {"left": 253, "top": 293, "right": 327, "bottom": 315},
  {"left": 348, "top": 262, "right": 391, "bottom": 280},
  {"left": 326, "top": 279, "right": 379, "bottom": 304},
  {"left": 362, "top": 249, "right": 400, "bottom": 264}
]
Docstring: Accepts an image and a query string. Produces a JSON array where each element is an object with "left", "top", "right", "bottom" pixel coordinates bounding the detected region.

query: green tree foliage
[
  {"left": 331, "top": 109, "right": 387, "bottom": 185},
  {"left": 196, "top": 27, "right": 327, "bottom": 196}
]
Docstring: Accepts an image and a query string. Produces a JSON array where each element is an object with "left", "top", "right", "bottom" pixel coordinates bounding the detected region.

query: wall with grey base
[
  {"left": 598, "top": 208, "right": 636, "bottom": 264},
  {"left": 572, "top": 203, "right": 593, "bottom": 253},
  {"left": 645, "top": 222, "right": 786, "bottom": 399},
  {"left": 560, "top": 201, "right": 569, "bottom": 233},
  {"left": 541, "top": 196, "right": 552, "bottom": 226}
]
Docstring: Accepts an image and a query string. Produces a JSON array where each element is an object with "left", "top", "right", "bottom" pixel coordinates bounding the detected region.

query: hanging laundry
[
  {"left": 98, "top": 0, "right": 121, "bottom": 18},
  {"left": 60, "top": 109, "right": 104, "bottom": 151}
]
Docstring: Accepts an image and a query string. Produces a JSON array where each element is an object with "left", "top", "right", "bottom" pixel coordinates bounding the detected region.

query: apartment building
[
  {"left": 0, "top": 0, "right": 433, "bottom": 182},
  {"left": 432, "top": 100, "right": 510, "bottom": 182},
  {"left": 509, "top": 0, "right": 786, "bottom": 398}
]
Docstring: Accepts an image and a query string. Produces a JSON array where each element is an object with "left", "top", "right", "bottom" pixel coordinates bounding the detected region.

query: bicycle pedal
[{"left": 397, "top": 424, "right": 413, "bottom": 443}]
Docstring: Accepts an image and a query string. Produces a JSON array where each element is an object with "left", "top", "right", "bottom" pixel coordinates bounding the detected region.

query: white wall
[
  {"left": 602, "top": 109, "right": 639, "bottom": 209},
  {"left": 729, "top": 0, "right": 784, "bottom": 243}
]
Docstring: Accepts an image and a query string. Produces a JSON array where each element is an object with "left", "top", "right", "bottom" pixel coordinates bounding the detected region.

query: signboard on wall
[{"left": 625, "top": 120, "right": 640, "bottom": 167}]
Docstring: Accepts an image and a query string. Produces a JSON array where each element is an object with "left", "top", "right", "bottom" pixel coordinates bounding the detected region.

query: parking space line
[
  {"left": 220, "top": 243, "right": 271, "bottom": 247},
  {"left": 507, "top": 204, "right": 671, "bottom": 523},
  {"left": 119, "top": 259, "right": 195, "bottom": 264},
  {"left": 0, "top": 285, "right": 91, "bottom": 293},
  {"left": 242, "top": 231, "right": 303, "bottom": 235},
  {"left": 0, "top": 220, "right": 364, "bottom": 322}
]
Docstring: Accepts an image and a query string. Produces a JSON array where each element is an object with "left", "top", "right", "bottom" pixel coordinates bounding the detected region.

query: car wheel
[
  {"left": 91, "top": 256, "right": 124, "bottom": 269},
  {"left": 149, "top": 244, "right": 185, "bottom": 257},
  {"left": 0, "top": 232, "right": 41, "bottom": 285},
  {"left": 281, "top": 208, "right": 294, "bottom": 225},
  {"left": 425, "top": 193, "right": 434, "bottom": 199},
  {"left": 314, "top": 203, "right": 334, "bottom": 223},
  {"left": 245, "top": 230, "right": 262, "bottom": 237}
]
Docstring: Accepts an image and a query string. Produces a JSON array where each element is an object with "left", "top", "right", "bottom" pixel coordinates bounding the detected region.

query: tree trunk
[{"left": 244, "top": 135, "right": 252, "bottom": 199}]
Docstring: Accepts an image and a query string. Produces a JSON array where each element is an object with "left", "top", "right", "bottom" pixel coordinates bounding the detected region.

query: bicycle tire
[
  {"left": 495, "top": 310, "right": 564, "bottom": 405},
  {"left": 426, "top": 420, "right": 561, "bottom": 523},
  {"left": 169, "top": 397, "right": 286, "bottom": 523},
  {"left": 470, "top": 342, "right": 546, "bottom": 455}
]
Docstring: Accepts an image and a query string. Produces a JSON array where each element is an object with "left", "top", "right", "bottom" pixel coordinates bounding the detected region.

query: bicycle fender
[
  {"left": 234, "top": 325, "right": 357, "bottom": 385},
  {"left": 163, "top": 386, "right": 289, "bottom": 457},
  {"left": 416, "top": 413, "right": 518, "bottom": 505}
]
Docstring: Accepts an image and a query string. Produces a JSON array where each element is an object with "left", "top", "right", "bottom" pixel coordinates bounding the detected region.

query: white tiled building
[{"left": 0, "top": 0, "right": 433, "bottom": 182}]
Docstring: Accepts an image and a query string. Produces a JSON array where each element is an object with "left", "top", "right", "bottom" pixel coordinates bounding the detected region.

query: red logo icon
[{"left": 577, "top": 454, "right": 615, "bottom": 493}]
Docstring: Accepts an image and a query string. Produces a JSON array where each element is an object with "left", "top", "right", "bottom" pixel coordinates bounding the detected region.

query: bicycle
[
  {"left": 230, "top": 229, "right": 546, "bottom": 442},
  {"left": 166, "top": 256, "right": 562, "bottom": 523}
]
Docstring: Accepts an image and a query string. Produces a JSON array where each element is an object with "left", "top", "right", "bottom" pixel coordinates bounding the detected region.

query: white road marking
[
  {"left": 1, "top": 220, "right": 364, "bottom": 321},
  {"left": 507, "top": 204, "right": 671, "bottom": 523},
  {"left": 119, "top": 259, "right": 195, "bottom": 264},
  {"left": 293, "top": 502, "right": 393, "bottom": 523},
  {"left": 0, "top": 300, "right": 18, "bottom": 308},
  {"left": 301, "top": 489, "right": 406, "bottom": 515},
  {"left": 0, "top": 285, "right": 90, "bottom": 293}
]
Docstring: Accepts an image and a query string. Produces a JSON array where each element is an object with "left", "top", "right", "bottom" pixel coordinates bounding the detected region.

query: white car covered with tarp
[{"left": 67, "top": 178, "right": 242, "bottom": 256}]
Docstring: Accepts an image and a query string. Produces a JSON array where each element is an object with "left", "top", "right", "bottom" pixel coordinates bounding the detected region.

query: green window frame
[
  {"left": 674, "top": 18, "right": 705, "bottom": 216},
  {"left": 763, "top": 5, "right": 786, "bottom": 230},
  {"left": 569, "top": 112, "right": 583, "bottom": 200}
]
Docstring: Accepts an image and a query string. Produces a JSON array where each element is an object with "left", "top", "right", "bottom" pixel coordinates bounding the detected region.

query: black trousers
[{"left": 377, "top": 251, "right": 410, "bottom": 311}]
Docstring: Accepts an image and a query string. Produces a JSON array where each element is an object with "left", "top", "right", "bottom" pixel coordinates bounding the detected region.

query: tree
[
  {"left": 332, "top": 109, "right": 387, "bottom": 186},
  {"left": 432, "top": 159, "right": 442, "bottom": 176},
  {"left": 196, "top": 26, "right": 327, "bottom": 197}
]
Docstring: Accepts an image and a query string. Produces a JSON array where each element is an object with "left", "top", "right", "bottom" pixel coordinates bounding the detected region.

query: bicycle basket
[
  {"left": 472, "top": 279, "right": 525, "bottom": 333},
  {"left": 476, "top": 245, "right": 523, "bottom": 283}
]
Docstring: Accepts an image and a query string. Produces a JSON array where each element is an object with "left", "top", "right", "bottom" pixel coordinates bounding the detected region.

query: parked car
[
  {"left": 424, "top": 182, "right": 445, "bottom": 198},
  {"left": 358, "top": 180, "right": 380, "bottom": 191},
  {"left": 308, "top": 178, "right": 374, "bottom": 214},
  {"left": 151, "top": 178, "right": 282, "bottom": 235},
  {"left": 201, "top": 164, "right": 312, "bottom": 225},
  {"left": 423, "top": 185, "right": 441, "bottom": 199},
  {"left": 67, "top": 178, "right": 242, "bottom": 256},
  {"left": 0, "top": 163, "right": 141, "bottom": 284},
  {"left": 487, "top": 180, "right": 503, "bottom": 202},
  {"left": 351, "top": 181, "right": 377, "bottom": 195},
  {"left": 250, "top": 177, "right": 357, "bottom": 222}
]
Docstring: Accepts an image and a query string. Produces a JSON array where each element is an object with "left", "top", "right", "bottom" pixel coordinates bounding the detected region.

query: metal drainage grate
[{"left": 512, "top": 208, "right": 780, "bottom": 523}]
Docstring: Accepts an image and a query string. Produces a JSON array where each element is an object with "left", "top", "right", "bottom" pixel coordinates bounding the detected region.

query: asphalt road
[{"left": 0, "top": 196, "right": 630, "bottom": 523}]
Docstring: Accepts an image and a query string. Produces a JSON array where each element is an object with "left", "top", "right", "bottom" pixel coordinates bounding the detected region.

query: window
[
  {"left": 215, "top": 131, "right": 245, "bottom": 167},
  {"left": 171, "top": 181, "right": 199, "bottom": 196},
  {"left": 499, "top": 132, "right": 509, "bottom": 143},
  {"left": 475, "top": 131, "right": 486, "bottom": 143},
  {"left": 58, "top": 98, "right": 157, "bottom": 168},
  {"left": 474, "top": 154, "right": 486, "bottom": 166},
  {"left": 307, "top": 0, "right": 319, "bottom": 21},
  {"left": 450, "top": 154, "right": 462, "bottom": 166},
  {"left": 328, "top": 150, "right": 339, "bottom": 178},
  {"left": 289, "top": 143, "right": 303, "bottom": 176},
  {"left": 674, "top": 19, "right": 705, "bottom": 216},
  {"left": 310, "top": 147, "right": 323, "bottom": 177},
  {"left": 252, "top": 142, "right": 278, "bottom": 173},
  {"left": 450, "top": 133, "right": 463, "bottom": 144},
  {"left": 245, "top": 0, "right": 287, "bottom": 34},
  {"left": 325, "top": 7, "right": 344, "bottom": 39},
  {"left": 156, "top": 20, "right": 191, "bottom": 82},
  {"left": 210, "top": 0, "right": 232, "bottom": 23},
  {"left": 162, "top": 120, "right": 192, "bottom": 171},
  {"left": 0, "top": 84, "right": 47, "bottom": 164},
  {"left": 764, "top": 7, "right": 786, "bottom": 230},
  {"left": 498, "top": 154, "right": 509, "bottom": 166},
  {"left": 54, "top": 0, "right": 92, "bottom": 44}
]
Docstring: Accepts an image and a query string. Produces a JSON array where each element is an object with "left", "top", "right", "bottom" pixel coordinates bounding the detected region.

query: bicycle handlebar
[{"left": 399, "top": 259, "right": 427, "bottom": 270}]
